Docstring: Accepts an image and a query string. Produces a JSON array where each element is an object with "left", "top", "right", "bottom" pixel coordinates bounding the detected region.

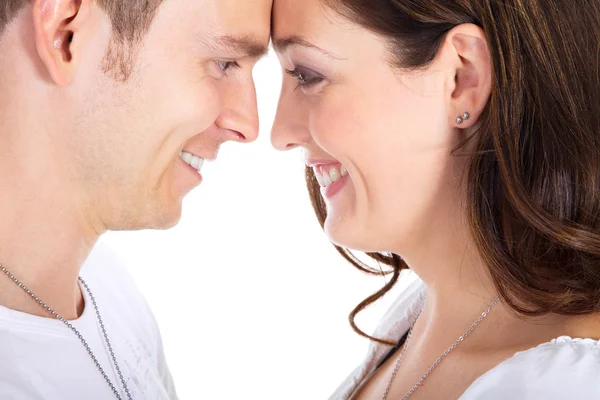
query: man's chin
[
  {"left": 159, "top": 212, "right": 183, "bottom": 230},
  {"left": 148, "top": 204, "right": 183, "bottom": 230},
  {"left": 113, "top": 203, "right": 183, "bottom": 232}
]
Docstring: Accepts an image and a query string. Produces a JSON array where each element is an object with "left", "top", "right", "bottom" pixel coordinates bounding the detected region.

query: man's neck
[{"left": 0, "top": 154, "right": 102, "bottom": 320}]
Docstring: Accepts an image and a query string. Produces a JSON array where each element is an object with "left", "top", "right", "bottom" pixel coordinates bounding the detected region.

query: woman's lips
[
  {"left": 305, "top": 161, "right": 350, "bottom": 198},
  {"left": 311, "top": 162, "right": 348, "bottom": 187}
]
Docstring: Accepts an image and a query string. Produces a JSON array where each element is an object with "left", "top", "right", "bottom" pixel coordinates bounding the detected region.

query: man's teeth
[
  {"left": 314, "top": 164, "right": 348, "bottom": 187},
  {"left": 179, "top": 151, "right": 205, "bottom": 173}
]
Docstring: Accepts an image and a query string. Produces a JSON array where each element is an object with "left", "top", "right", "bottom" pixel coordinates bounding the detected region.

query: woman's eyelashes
[{"left": 285, "top": 66, "right": 325, "bottom": 90}]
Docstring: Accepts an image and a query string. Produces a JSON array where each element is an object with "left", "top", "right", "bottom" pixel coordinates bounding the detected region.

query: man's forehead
[
  {"left": 207, "top": 0, "right": 272, "bottom": 32},
  {"left": 198, "top": 0, "right": 272, "bottom": 50}
]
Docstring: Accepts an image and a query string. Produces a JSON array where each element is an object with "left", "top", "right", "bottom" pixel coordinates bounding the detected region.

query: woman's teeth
[
  {"left": 180, "top": 151, "right": 205, "bottom": 173},
  {"left": 314, "top": 164, "right": 348, "bottom": 187}
]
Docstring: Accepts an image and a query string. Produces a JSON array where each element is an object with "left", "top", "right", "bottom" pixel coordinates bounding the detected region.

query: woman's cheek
[{"left": 309, "top": 98, "right": 357, "bottom": 151}]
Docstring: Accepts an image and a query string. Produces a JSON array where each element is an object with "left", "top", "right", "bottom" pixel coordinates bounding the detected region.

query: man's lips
[{"left": 179, "top": 151, "right": 205, "bottom": 174}]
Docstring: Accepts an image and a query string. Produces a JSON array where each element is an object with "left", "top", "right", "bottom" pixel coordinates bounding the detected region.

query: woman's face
[{"left": 271, "top": 0, "right": 471, "bottom": 254}]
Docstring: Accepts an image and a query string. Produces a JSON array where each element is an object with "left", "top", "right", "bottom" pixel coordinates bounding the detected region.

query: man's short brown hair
[{"left": 1, "top": 0, "right": 164, "bottom": 79}]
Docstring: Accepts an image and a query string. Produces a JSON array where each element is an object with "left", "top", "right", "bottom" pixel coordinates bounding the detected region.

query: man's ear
[{"left": 32, "top": 0, "right": 93, "bottom": 86}]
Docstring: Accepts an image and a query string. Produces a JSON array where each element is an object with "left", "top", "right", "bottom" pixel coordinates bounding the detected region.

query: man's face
[{"left": 70, "top": 0, "right": 271, "bottom": 230}]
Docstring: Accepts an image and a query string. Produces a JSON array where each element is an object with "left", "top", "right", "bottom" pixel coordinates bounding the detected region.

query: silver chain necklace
[
  {"left": 0, "top": 264, "right": 133, "bottom": 400},
  {"left": 382, "top": 297, "right": 500, "bottom": 400}
]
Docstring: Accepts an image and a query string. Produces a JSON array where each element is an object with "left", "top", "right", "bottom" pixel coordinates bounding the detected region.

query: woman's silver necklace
[
  {"left": 0, "top": 264, "right": 133, "bottom": 400},
  {"left": 382, "top": 296, "right": 500, "bottom": 400}
]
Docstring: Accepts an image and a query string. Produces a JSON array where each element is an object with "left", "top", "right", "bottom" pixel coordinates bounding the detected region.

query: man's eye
[{"left": 216, "top": 60, "right": 240, "bottom": 72}]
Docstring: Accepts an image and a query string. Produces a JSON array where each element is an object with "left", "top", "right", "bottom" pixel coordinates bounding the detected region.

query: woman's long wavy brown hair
[{"left": 308, "top": 0, "right": 600, "bottom": 345}]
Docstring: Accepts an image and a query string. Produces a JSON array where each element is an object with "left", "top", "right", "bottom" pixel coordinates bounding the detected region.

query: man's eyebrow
[
  {"left": 272, "top": 35, "right": 343, "bottom": 60},
  {"left": 207, "top": 34, "right": 270, "bottom": 59}
]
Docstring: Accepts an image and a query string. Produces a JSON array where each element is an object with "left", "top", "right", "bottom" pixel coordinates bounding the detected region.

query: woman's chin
[{"left": 325, "top": 219, "right": 378, "bottom": 253}]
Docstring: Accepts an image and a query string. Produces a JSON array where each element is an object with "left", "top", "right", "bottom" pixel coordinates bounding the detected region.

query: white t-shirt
[
  {"left": 0, "top": 245, "right": 178, "bottom": 400},
  {"left": 331, "top": 275, "right": 600, "bottom": 400}
]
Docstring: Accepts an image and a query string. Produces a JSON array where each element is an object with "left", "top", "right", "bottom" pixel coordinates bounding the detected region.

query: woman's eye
[
  {"left": 216, "top": 60, "right": 240, "bottom": 72},
  {"left": 285, "top": 68, "right": 324, "bottom": 89}
]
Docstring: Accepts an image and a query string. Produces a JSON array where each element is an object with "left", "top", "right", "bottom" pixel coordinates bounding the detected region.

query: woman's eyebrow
[{"left": 272, "top": 35, "right": 344, "bottom": 60}]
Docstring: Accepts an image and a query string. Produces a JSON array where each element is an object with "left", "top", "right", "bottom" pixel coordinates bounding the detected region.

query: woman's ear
[{"left": 442, "top": 24, "right": 492, "bottom": 129}]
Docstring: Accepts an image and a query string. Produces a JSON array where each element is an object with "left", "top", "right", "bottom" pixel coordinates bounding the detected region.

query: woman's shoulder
[
  {"left": 328, "top": 275, "right": 426, "bottom": 400},
  {"left": 371, "top": 273, "right": 426, "bottom": 343},
  {"left": 462, "top": 336, "right": 600, "bottom": 399}
]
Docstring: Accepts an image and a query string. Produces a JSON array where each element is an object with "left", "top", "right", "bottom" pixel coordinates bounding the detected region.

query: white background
[{"left": 102, "top": 52, "right": 412, "bottom": 399}]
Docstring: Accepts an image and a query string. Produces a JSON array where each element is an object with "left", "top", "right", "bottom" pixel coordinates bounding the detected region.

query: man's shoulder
[
  {"left": 80, "top": 241, "right": 161, "bottom": 340},
  {"left": 81, "top": 240, "right": 143, "bottom": 298},
  {"left": 82, "top": 241, "right": 134, "bottom": 280}
]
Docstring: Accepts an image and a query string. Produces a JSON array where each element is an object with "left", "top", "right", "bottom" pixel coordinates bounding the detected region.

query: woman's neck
[{"left": 394, "top": 218, "right": 600, "bottom": 352}]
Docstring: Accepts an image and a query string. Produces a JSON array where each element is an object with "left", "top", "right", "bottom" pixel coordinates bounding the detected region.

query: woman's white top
[{"left": 330, "top": 276, "right": 600, "bottom": 400}]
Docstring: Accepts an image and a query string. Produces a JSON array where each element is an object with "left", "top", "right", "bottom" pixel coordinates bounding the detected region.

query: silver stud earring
[{"left": 456, "top": 112, "right": 470, "bottom": 125}]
